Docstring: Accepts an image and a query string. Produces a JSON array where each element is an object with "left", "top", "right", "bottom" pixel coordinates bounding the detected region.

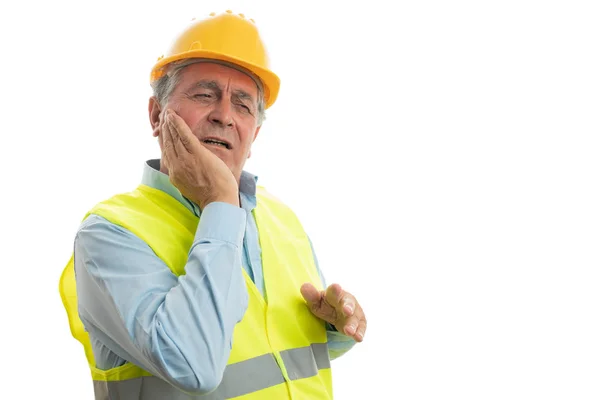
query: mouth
[{"left": 202, "top": 137, "right": 232, "bottom": 150}]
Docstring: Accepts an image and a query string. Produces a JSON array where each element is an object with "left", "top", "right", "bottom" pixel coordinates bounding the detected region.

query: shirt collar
[{"left": 142, "top": 159, "right": 258, "bottom": 215}]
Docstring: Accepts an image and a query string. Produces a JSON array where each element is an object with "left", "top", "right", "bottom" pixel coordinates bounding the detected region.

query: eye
[
  {"left": 236, "top": 103, "right": 251, "bottom": 112},
  {"left": 193, "top": 93, "right": 212, "bottom": 99}
]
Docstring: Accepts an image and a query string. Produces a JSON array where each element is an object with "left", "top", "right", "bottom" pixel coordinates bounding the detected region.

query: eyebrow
[{"left": 191, "top": 80, "right": 256, "bottom": 105}]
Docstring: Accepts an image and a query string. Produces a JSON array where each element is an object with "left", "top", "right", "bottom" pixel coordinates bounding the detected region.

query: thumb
[{"left": 300, "top": 283, "right": 322, "bottom": 305}]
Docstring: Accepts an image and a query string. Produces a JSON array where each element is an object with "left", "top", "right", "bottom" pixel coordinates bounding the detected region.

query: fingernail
[
  {"left": 346, "top": 324, "right": 356, "bottom": 335},
  {"left": 357, "top": 330, "right": 364, "bottom": 340},
  {"left": 343, "top": 304, "right": 354, "bottom": 315}
]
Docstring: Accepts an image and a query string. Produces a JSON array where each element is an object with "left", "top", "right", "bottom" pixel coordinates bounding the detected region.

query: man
[{"left": 59, "top": 10, "right": 367, "bottom": 399}]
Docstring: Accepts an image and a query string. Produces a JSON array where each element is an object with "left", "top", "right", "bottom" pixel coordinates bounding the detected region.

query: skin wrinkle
[
  {"left": 149, "top": 63, "right": 261, "bottom": 184},
  {"left": 152, "top": 58, "right": 266, "bottom": 126},
  {"left": 187, "top": 80, "right": 257, "bottom": 115}
]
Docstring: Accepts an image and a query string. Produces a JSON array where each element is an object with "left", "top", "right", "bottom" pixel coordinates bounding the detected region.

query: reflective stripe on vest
[{"left": 94, "top": 344, "right": 330, "bottom": 399}]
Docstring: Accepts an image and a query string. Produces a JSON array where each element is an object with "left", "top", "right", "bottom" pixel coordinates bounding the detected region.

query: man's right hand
[{"left": 159, "top": 108, "right": 240, "bottom": 209}]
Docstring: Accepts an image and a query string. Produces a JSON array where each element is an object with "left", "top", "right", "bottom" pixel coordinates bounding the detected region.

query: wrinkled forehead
[{"left": 168, "top": 58, "right": 264, "bottom": 94}]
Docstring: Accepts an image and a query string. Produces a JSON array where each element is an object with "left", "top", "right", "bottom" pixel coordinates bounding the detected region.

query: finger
[
  {"left": 325, "top": 284, "right": 354, "bottom": 317},
  {"left": 161, "top": 114, "right": 178, "bottom": 163},
  {"left": 153, "top": 110, "right": 163, "bottom": 138},
  {"left": 158, "top": 112, "right": 174, "bottom": 172},
  {"left": 352, "top": 302, "right": 366, "bottom": 325},
  {"left": 160, "top": 110, "right": 169, "bottom": 147},
  {"left": 352, "top": 303, "right": 367, "bottom": 341},
  {"left": 159, "top": 115, "right": 173, "bottom": 172},
  {"left": 342, "top": 314, "right": 360, "bottom": 338},
  {"left": 324, "top": 283, "right": 343, "bottom": 307},
  {"left": 341, "top": 295, "right": 356, "bottom": 317},
  {"left": 168, "top": 110, "right": 196, "bottom": 154},
  {"left": 165, "top": 111, "right": 180, "bottom": 157},
  {"left": 168, "top": 116, "right": 188, "bottom": 156},
  {"left": 300, "top": 283, "right": 322, "bottom": 306},
  {"left": 355, "top": 319, "right": 367, "bottom": 342}
]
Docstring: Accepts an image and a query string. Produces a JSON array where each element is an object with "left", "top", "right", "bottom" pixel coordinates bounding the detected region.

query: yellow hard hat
[{"left": 151, "top": 10, "right": 280, "bottom": 109}]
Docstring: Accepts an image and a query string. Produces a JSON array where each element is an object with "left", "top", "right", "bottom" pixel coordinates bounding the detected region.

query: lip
[{"left": 201, "top": 136, "right": 232, "bottom": 150}]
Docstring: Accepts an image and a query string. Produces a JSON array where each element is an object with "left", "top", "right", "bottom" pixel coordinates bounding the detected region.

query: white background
[{"left": 2, "top": 0, "right": 600, "bottom": 398}]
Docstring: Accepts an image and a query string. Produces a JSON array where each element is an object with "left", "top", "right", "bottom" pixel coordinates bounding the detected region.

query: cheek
[
  {"left": 179, "top": 111, "right": 203, "bottom": 128},
  {"left": 239, "top": 128, "right": 256, "bottom": 150},
  {"left": 167, "top": 101, "right": 204, "bottom": 127}
]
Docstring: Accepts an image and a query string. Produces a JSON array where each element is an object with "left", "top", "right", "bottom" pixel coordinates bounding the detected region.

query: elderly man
[{"left": 59, "top": 10, "right": 366, "bottom": 400}]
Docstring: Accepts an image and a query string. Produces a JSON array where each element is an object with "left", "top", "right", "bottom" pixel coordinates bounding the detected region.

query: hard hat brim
[{"left": 151, "top": 50, "right": 280, "bottom": 109}]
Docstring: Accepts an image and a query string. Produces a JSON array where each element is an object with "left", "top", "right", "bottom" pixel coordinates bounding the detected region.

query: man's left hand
[{"left": 301, "top": 283, "right": 367, "bottom": 342}]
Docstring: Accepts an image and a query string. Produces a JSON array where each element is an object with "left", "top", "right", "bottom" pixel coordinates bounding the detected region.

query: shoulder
[
  {"left": 75, "top": 187, "right": 146, "bottom": 243},
  {"left": 75, "top": 214, "right": 138, "bottom": 244},
  {"left": 254, "top": 186, "right": 309, "bottom": 229},
  {"left": 255, "top": 186, "right": 293, "bottom": 210},
  {"left": 78, "top": 186, "right": 159, "bottom": 231}
]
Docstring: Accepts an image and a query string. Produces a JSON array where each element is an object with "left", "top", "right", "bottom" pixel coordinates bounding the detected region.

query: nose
[{"left": 207, "top": 98, "right": 234, "bottom": 128}]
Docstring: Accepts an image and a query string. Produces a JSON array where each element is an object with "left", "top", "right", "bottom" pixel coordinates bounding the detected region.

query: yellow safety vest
[{"left": 59, "top": 184, "right": 333, "bottom": 399}]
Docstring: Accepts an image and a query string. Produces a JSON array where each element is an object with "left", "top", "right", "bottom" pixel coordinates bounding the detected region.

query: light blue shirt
[{"left": 74, "top": 159, "right": 355, "bottom": 393}]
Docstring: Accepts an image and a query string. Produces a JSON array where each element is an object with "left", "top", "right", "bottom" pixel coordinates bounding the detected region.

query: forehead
[{"left": 176, "top": 62, "right": 259, "bottom": 96}]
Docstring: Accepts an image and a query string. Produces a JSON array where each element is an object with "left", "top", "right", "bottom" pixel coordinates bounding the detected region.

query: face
[{"left": 149, "top": 62, "right": 261, "bottom": 181}]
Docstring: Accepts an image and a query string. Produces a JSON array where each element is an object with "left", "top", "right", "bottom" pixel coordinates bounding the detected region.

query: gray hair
[{"left": 151, "top": 58, "right": 266, "bottom": 125}]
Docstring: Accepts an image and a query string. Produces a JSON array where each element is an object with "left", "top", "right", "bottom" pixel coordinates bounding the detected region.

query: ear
[
  {"left": 248, "top": 126, "right": 262, "bottom": 159},
  {"left": 149, "top": 96, "right": 162, "bottom": 137}
]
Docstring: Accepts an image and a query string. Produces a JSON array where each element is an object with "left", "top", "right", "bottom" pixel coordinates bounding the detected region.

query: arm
[
  {"left": 308, "top": 237, "right": 357, "bottom": 360},
  {"left": 74, "top": 202, "right": 248, "bottom": 395}
]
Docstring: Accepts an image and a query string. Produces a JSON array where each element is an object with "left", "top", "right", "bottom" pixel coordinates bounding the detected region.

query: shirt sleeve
[
  {"left": 308, "top": 237, "right": 357, "bottom": 361},
  {"left": 74, "top": 202, "right": 248, "bottom": 395}
]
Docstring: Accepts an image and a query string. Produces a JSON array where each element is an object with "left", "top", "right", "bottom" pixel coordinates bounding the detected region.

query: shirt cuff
[
  {"left": 195, "top": 201, "right": 247, "bottom": 247},
  {"left": 326, "top": 322, "right": 338, "bottom": 332}
]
